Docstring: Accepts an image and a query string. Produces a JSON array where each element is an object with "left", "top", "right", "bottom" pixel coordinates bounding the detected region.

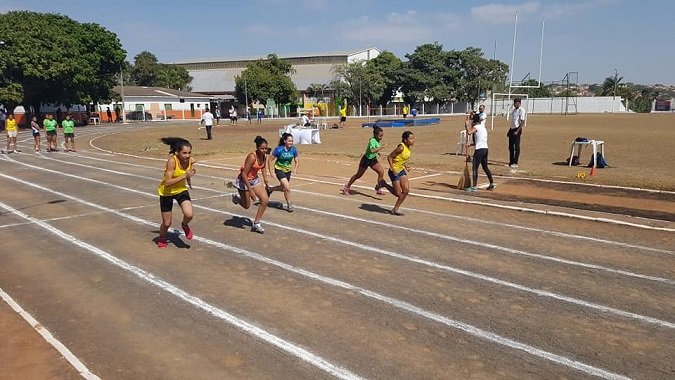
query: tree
[
  {"left": 0, "top": 11, "right": 126, "bottom": 114},
  {"left": 156, "top": 64, "right": 192, "bottom": 91},
  {"left": 447, "top": 47, "right": 509, "bottom": 107},
  {"left": 399, "top": 43, "right": 456, "bottom": 105},
  {"left": 129, "top": 51, "right": 191, "bottom": 90},
  {"left": 331, "top": 60, "right": 384, "bottom": 114},
  {"left": 600, "top": 75, "right": 623, "bottom": 96},
  {"left": 131, "top": 51, "right": 159, "bottom": 86},
  {"left": 234, "top": 54, "right": 298, "bottom": 106},
  {"left": 365, "top": 51, "right": 403, "bottom": 106}
]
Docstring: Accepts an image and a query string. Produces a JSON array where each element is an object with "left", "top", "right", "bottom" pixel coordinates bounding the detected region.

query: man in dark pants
[
  {"left": 507, "top": 98, "right": 526, "bottom": 168},
  {"left": 200, "top": 108, "right": 214, "bottom": 140}
]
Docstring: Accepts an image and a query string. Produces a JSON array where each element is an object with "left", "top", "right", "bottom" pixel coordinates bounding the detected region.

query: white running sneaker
[{"left": 251, "top": 222, "right": 264, "bottom": 234}]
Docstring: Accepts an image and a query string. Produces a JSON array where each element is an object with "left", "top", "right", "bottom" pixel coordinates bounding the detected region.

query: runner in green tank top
[
  {"left": 61, "top": 113, "right": 76, "bottom": 152},
  {"left": 342, "top": 126, "right": 388, "bottom": 196},
  {"left": 43, "top": 114, "right": 58, "bottom": 152}
]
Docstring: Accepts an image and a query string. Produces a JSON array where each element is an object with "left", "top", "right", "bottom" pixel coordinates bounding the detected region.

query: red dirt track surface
[{"left": 1, "top": 114, "right": 673, "bottom": 379}]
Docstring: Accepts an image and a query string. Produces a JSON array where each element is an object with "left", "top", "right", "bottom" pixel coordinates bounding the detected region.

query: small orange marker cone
[{"left": 589, "top": 166, "right": 597, "bottom": 176}]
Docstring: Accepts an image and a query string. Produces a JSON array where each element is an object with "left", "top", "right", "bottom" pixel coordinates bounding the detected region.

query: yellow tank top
[
  {"left": 5, "top": 119, "right": 17, "bottom": 131},
  {"left": 391, "top": 142, "right": 411, "bottom": 172},
  {"left": 157, "top": 155, "right": 192, "bottom": 196}
]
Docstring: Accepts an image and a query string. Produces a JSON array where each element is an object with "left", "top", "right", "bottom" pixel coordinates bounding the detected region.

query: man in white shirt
[
  {"left": 300, "top": 114, "right": 311, "bottom": 127},
  {"left": 201, "top": 108, "right": 214, "bottom": 140},
  {"left": 478, "top": 104, "right": 487, "bottom": 127},
  {"left": 507, "top": 98, "right": 526, "bottom": 168}
]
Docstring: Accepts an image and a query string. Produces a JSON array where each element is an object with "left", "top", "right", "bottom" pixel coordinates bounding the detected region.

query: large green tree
[
  {"left": 0, "top": 11, "right": 126, "bottom": 113},
  {"left": 399, "top": 43, "right": 457, "bottom": 105},
  {"left": 330, "top": 60, "right": 384, "bottom": 114},
  {"left": 448, "top": 47, "right": 509, "bottom": 106},
  {"left": 129, "top": 51, "right": 192, "bottom": 90},
  {"left": 365, "top": 51, "right": 403, "bottom": 106},
  {"left": 235, "top": 54, "right": 298, "bottom": 105}
]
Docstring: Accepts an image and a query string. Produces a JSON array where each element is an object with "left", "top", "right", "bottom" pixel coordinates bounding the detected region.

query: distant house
[{"left": 99, "top": 86, "right": 214, "bottom": 121}]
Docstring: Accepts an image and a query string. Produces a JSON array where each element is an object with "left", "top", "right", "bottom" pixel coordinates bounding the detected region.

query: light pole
[{"left": 612, "top": 68, "right": 618, "bottom": 113}]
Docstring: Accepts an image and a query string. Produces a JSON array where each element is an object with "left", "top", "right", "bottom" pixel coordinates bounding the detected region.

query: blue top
[{"left": 272, "top": 145, "right": 298, "bottom": 173}]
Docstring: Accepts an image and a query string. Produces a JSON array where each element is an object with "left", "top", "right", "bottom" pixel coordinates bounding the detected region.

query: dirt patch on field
[{"left": 90, "top": 113, "right": 675, "bottom": 222}]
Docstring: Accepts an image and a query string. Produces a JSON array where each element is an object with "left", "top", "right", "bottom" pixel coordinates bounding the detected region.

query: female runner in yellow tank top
[
  {"left": 386, "top": 131, "right": 415, "bottom": 216},
  {"left": 156, "top": 137, "right": 196, "bottom": 248}
]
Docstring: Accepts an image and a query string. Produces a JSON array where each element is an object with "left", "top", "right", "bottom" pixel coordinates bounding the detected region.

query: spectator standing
[
  {"left": 507, "top": 98, "right": 526, "bottom": 168},
  {"left": 257, "top": 108, "right": 264, "bottom": 124},
  {"left": 200, "top": 108, "right": 214, "bottom": 140},
  {"left": 214, "top": 107, "right": 221, "bottom": 126},
  {"left": 106, "top": 107, "right": 112, "bottom": 123},
  {"left": 230, "top": 106, "right": 238, "bottom": 125},
  {"left": 3, "top": 113, "right": 19, "bottom": 153},
  {"left": 61, "top": 113, "right": 76, "bottom": 152},
  {"left": 31, "top": 115, "right": 42, "bottom": 152},
  {"left": 43, "top": 114, "right": 58, "bottom": 151},
  {"left": 402, "top": 104, "right": 409, "bottom": 118},
  {"left": 339, "top": 100, "right": 347, "bottom": 128}
]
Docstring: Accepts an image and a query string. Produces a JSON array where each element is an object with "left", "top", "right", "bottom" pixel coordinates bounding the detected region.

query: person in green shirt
[
  {"left": 61, "top": 113, "right": 76, "bottom": 152},
  {"left": 43, "top": 114, "right": 58, "bottom": 152},
  {"left": 342, "top": 126, "right": 388, "bottom": 195}
]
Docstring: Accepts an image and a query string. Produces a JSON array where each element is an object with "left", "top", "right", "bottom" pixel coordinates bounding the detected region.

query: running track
[{"left": 1, "top": 124, "right": 673, "bottom": 379}]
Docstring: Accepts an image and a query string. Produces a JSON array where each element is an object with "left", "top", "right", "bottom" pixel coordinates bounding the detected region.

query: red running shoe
[{"left": 157, "top": 237, "right": 168, "bottom": 248}]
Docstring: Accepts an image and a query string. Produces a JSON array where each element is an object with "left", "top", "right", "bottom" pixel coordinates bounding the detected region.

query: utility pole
[
  {"left": 244, "top": 75, "right": 249, "bottom": 116},
  {"left": 612, "top": 68, "right": 618, "bottom": 113},
  {"left": 120, "top": 67, "right": 127, "bottom": 124}
]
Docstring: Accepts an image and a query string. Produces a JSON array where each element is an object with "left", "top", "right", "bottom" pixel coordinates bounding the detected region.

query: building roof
[
  {"left": 180, "top": 48, "right": 380, "bottom": 95},
  {"left": 173, "top": 48, "right": 379, "bottom": 66},
  {"left": 113, "top": 86, "right": 210, "bottom": 99}
]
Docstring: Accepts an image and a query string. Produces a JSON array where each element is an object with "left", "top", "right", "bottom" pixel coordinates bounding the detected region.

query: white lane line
[
  {"left": 0, "top": 184, "right": 632, "bottom": 380},
  {"left": 294, "top": 205, "right": 675, "bottom": 286},
  {"left": 84, "top": 145, "right": 675, "bottom": 231},
  {"left": 408, "top": 173, "right": 442, "bottom": 181},
  {"left": 10, "top": 155, "right": 674, "bottom": 287},
  {"left": 0, "top": 200, "right": 364, "bottom": 380},
  {"left": 44, "top": 152, "right": 675, "bottom": 256},
  {"left": 0, "top": 211, "right": 107, "bottom": 230},
  {"left": 3, "top": 167, "right": 673, "bottom": 331},
  {"left": 289, "top": 189, "right": 675, "bottom": 257},
  {"left": 0, "top": 287, "right": 101, "bottom": 380}
]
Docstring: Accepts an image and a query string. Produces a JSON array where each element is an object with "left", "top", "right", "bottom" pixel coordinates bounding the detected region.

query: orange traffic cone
[{"left": 589, "top": 166, "right": 597, "bottom": 176}]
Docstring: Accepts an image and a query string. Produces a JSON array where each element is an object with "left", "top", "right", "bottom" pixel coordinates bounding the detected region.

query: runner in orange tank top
[{"left": 227, "top": 136, "right": 271, "bottom": 234}]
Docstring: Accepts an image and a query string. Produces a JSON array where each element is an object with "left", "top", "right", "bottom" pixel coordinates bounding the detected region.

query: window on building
[{"left": 164, "top": 103, "right": 172, "bottom": 111}]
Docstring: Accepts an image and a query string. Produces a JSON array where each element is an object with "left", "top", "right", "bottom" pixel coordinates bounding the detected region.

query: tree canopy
[
  {"left": 0, "top": 11, "right": 126, "bottom": 112},
  {"left": 235, "top": 54, "right": 298, "bottom": 105},
  {"left": 130, "top": 51, "right": 192, "bottom": 90}
]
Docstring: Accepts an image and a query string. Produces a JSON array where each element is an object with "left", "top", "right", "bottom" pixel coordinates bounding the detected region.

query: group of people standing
[{"left": 2, "top": 112, "right": 77, "bottom": 153}]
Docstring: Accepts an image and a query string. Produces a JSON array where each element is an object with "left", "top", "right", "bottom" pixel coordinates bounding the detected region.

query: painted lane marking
[
  {"left": 84, "top": 138, "right": 675, "bottom": 230},
  {"left": 0, "top": 190, "right": 631, "bottom": 380},
  {"left": 0, "top": 287, "right": 101, "bottom": 380},
  {"left": 46, "top": 152, "right": 675, "bottom": 256},
  {"left": 0, "top": 201, "right": 364, "bottom": 380},
  {"left": 9, "top": 156, "right": 674, "bottom": 287},
  {"left": 3, "top": 166, "right": 673, "bottom": 331}
]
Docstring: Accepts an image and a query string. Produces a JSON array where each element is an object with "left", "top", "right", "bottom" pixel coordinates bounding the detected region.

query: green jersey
[
  {"left": 62, "top": 119, "right": 75, "bottom": 134},
  {"left": 44, "top": 119, "right": 57, "bottom": 132},
  {"left": 364, "top": 137, "right": 381, "bottom": 160}
]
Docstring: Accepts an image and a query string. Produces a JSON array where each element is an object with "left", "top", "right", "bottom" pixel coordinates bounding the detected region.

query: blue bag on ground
[{"left": 588, "top": 152, "right": 607, "bottom": 168}]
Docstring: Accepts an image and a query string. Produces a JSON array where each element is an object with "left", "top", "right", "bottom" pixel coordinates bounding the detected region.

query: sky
[{"left": 1, "top": 0, "right": 673, "bottom": 85}]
